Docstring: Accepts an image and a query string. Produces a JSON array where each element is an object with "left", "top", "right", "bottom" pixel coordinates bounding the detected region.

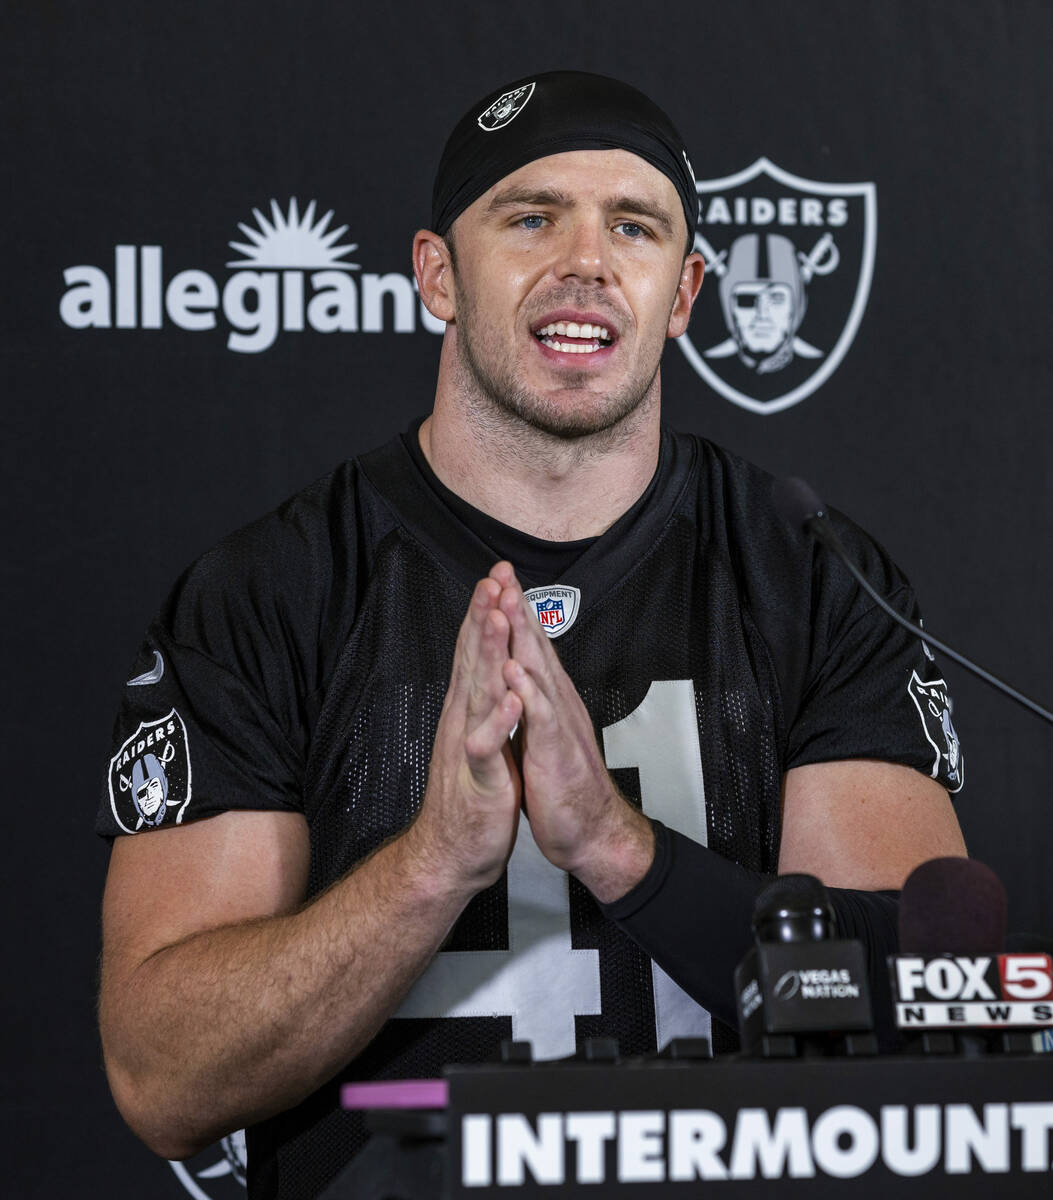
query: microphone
[
  {"left": 734, "top": 874, "right": 876, "bottom": 1058},
  {"left": 752, "top": 871, "right": 835, "bottom": 944},
  {"left": 898, "top": 856, "right": 1006, "bottom": 956},
  {"left": 889, "top": 858, "right": 1052, "bottom": 1053},
  {"left": 772, "top": 477, "right": 1053, "bottom": 726}
]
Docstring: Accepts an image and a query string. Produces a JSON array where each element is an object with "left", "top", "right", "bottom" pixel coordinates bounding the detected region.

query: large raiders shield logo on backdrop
[{"left": 677, "top": 158, "right": 876, "bottom": 414}]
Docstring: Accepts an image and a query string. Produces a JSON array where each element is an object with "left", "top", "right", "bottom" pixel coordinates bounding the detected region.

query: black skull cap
[{"left": 431, "top": 71, "right": 700, "bottom": 252}]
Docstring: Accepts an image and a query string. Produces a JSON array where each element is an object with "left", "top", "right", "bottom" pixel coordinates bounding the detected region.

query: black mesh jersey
[{"left": 98, "top": 424, "right": 963, "bottom": 1200}]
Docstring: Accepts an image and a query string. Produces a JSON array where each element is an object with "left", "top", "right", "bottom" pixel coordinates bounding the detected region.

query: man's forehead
[
  {"left": 469, "top": 149, "right": 684, "bottom": 234},
  {"left": 486, "top": 149, "right": 680, "bottom": 198}
]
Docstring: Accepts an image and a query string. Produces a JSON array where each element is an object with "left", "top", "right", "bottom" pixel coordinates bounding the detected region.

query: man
[{"left": 97, "top": 71, "right": 967, "bottom": 1198}]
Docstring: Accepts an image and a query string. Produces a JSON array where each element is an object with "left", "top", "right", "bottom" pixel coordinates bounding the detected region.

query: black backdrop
[{"left": 6, "top": 3, "right": 1052, "bottom": 1196}]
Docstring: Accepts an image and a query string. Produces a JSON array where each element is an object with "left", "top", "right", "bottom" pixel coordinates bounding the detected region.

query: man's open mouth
[{"left": 534, "top": 320, "right": 615, "bottom": 355}]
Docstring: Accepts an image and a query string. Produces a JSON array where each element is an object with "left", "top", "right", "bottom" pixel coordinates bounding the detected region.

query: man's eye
[
  {"left": 519, "top": 214, "right": 546, "bottom": 230},
  {"left": 616, "top": 221, "right": 646, "bottom": 239}
]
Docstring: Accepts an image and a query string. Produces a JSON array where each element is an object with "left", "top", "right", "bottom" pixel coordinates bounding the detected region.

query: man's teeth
[
  {"left": 536, "top": 321, "right": 611, "bottom": 340},
  {"left": 535, "top": 320, "right": 612, "bottom": 353},
  {"left": 541, "top": 340, "right": 604, "bottom": 353}
]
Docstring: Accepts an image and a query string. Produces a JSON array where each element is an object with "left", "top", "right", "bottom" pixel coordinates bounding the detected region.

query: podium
[{"left": 335, "top": 1050, "right": 1052, "bottom": 1198}]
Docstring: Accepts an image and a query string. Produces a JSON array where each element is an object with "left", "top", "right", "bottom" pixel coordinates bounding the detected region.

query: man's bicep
[
  {"left": 101, "top": 809, "right": 311, "bottom": 984},
  {"left": 777, "top": 759, "right": 967, "bottom": 891}
]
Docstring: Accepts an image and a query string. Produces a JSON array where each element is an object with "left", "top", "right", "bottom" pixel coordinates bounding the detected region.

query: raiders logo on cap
[{"left": 477, "top": 82, "right": 536, "bottom": 132}]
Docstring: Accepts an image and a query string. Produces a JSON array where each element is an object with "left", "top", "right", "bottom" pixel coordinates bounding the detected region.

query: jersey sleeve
[
  {"left": 783, "top": 516, "right": 965, "bottom": 794},
  {"left": 97, "top": 486, "right": 342, "bottom": 839}
]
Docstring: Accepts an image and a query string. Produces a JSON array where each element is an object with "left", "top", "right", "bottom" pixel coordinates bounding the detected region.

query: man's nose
[{"left": 554, "top": 218, "right": 611, "bottom": 284}]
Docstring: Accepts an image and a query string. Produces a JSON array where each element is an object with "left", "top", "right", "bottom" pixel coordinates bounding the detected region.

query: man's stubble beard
[{"left": 452, "top": 278, "right": 663, "bottom": 444}]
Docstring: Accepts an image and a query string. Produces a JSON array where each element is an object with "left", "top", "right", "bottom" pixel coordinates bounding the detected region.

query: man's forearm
[
  {"left": 601, "top": 821, "right": 900, "bottom": 1039},
  {"left": 101, "top": 826, "right": 473, "bottom": 1160}
]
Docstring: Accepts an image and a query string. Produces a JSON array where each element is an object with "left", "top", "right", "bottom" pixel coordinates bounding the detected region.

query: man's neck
[{"left": 419, "top": 386, "right": 662, "bottom": 544}]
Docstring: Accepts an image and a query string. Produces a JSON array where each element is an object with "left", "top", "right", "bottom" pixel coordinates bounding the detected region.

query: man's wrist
[
  {"left": 570, "top": 800, "right": 656, "bottom": 905},
  {"left": 392, "top": 818, "right": 491, "bottom": 910}
]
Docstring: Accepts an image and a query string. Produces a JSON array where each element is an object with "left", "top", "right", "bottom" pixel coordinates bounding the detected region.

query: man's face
[
  {"left": 730, "top": 282, "right": 794, "bottom": 354},
  {"left": 443, "top": 150, "right": 701, "bottom": 438}
]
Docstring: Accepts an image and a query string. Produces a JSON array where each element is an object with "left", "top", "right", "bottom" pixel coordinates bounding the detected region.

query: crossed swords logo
[{"left": 695, "top": 230, "right": 840, "bottom": 363}]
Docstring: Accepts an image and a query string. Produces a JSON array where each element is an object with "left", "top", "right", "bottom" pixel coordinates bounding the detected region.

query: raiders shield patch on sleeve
[
  {"left": 907, "top": 672, "right": 964, "bottom": 793},
  {"left": 107, "top": 709, "right": 193, "bottom": 832}
]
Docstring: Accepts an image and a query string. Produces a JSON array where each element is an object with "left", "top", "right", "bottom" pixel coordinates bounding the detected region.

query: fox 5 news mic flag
[{"left": 889, "top": 953, "right": 1053, "bottom": 1031}]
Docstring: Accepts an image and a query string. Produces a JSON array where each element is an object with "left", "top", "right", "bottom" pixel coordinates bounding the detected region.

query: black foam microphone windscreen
[{"left": 898, "top": 857, "right": 1007, "bottom": 956}]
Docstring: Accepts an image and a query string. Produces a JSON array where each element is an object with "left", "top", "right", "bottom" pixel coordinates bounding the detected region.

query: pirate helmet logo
[
  {"left": 678, "top": 158, "right": 876, "bottom": 414},
  {"left": 718, "top": 233, "right": 819, "bottom": 373},
  {"left": 131, "top": 751, "right": 171, "bottom": 826}
]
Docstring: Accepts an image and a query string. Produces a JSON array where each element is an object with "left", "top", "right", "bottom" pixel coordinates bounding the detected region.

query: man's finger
[
  {"left": 488, "top": 560, "right": 519, "bottom": 590},
  {"left": 499, "top": 581, "right": 559, "bottom": 681},
  {"left": 464, "top": 690, "right": 523, "bottom": 790},
  {"left": 465, "top": 606, "right": 513, "bottom": 731},
  {"left": 503, "top": 658, "right": 556, "bottom": 733},
  {"left": 488, "top": 562, "right": 566, "bottom": 694},
  {"left": 487, "top": 564, "right": 545, "bottom": 657},
  {"left": 450, "top": 578, "right": 502, "bottom": 707}
]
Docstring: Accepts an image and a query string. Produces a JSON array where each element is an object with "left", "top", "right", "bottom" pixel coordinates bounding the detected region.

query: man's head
[{"left": 415, "top": 72, "right": 705, "bottom": 440}]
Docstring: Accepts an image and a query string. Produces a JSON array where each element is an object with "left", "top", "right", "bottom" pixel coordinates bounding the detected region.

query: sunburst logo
[{"left": 226, "top": 198, "right": 359, "bottom": 270}]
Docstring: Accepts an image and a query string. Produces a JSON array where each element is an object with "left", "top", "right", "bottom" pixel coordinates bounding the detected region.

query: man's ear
[
  {"left": 667, "top": 251, "right": 705, "bottom": 339},
  {"left": 413, "top": 230, "right": 456, "bottom": 324}
]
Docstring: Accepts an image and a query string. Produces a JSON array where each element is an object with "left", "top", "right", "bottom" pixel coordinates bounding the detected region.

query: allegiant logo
[{"left": 58, "top": 198, "right": 444, "bottom": 353}]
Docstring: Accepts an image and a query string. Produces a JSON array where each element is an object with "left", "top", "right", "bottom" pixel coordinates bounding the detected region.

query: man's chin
[
  {"left": 457, "top": 334, "right": 656, "bottom": 440},
  {"left": 504, "top": 390, "right": 650, "bottom": 440}
]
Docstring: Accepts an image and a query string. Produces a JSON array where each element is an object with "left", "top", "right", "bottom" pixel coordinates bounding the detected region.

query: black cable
[{"left": 806, "top": 511, "right": 1053, "bottom": 726}]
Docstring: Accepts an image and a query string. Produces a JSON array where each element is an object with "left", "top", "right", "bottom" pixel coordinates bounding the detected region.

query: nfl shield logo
[
  {"left": 678, "top": 157, "right": 877, "bottom": 414},
  {"left": 536, "top": 598, "right": 565, "bottom": 630},
  {"left": 523, "top": 584, "right": 581, "bottom": 639}
]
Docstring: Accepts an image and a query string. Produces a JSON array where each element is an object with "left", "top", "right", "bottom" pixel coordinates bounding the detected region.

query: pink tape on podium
[{"left": 341, "top": 1079, "right": 449, "bottom": 1110}]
